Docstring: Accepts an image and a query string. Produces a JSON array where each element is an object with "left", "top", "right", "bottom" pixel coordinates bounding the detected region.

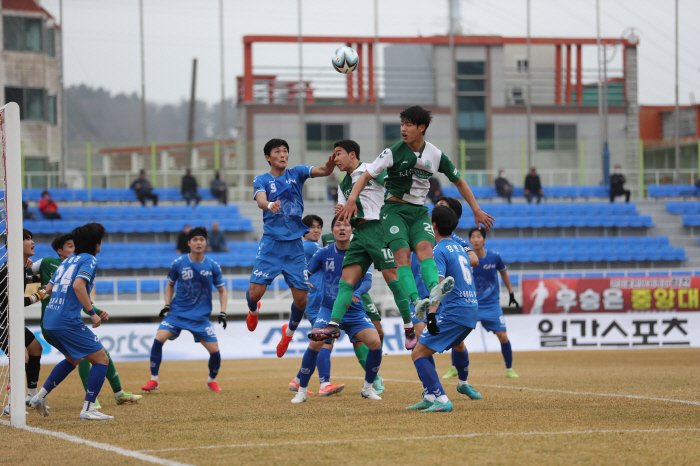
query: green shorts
[
  {"left": 380, "top": 200, "right": 435, "bottom": 252},
  {"left": 361, "top": 293, "right": 381, "bottom": 322},
  {"left": 342, "top": 220, "right": 396, "bottom": 274}
]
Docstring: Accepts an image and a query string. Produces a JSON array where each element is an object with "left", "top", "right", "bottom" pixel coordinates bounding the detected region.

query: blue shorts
[
  {"left": 306, "top": 307, "right": 320, "bottom": 328},
  {"left": 44, "top": 325, "right": 104, "bottom": 360},
  {"left": 410, "top": 302, "right": 427, "bottom": 325},
  {"left": 159, "top": 315, "right": 217, "bottom": 343},
  {"left": 419, "top": 316, "right": 473, "bottom": 354},
  {"left": 250, "top": 237, "right": 309, "bottom": 290},
  {"left": 316, "top": 306, "right": 375, "bottom": 343},
  {"left": 478, "top": 303, "right": 507, "bottom": 333}
]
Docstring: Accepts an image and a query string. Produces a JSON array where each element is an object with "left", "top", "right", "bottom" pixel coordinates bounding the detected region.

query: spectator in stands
[
  {"left": 494, "top": 169, "right": 512, "bottom": 203},
  {"left": 38, "top": 190, "right": 61, "bottom": 219},
  {"left": 210, "top": 170, "right": 228, "bottom": 205},
  {"left": 524, "top": 167, "right": 544, "bottom": 204},
  {"left": 130, "top": 170, "right": 159, "bottom": 206},
  {"left": 181, "top": 167, "right": 202, "bottom": 206},
  {"left": 176, "top": 224, "right": 191, "bottom": 254},
  {"left": 428, "top": 177, "right": 442, "bottom": 204},
  {"left": 207, "top": 221, "right": 229, "bottom": 253},
  {"left": 326, "top": 172, "right": 339, "bottom": 202},
  {"left": 610, "top": 165, "right": 631, "bottom": 203}
]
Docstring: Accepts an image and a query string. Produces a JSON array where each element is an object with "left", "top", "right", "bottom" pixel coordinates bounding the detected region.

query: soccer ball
[{"left": 332, "top": 46, "right": 359, "bottom": 74}]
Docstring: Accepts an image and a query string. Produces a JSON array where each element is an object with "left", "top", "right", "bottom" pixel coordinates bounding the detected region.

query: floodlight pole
[
  {"left": 674, "top": 0, "right": 680, "bottom": 183},
  {"left": 58, "top": 0, "right": 67, "bottom": 188},
  {"left": 449, "top": 0, "right": 458, "bottom": 165},
  {"left": 374, "top": 0, "right": 381, "bottom": 156},
  {"left": 219, "top": 0, "right": 226, "bottom": 173},
  {"left": 297, "top": 0, "right": 305, "bottom": 166},
  {"left": 525, "top": 0, "right": 532, "bottom": 169},
  {"left": 596, "top": 0, "right": 610, "bottom": 186},
  {"left": 139, "top": 0, "right": 147, "bottom": 160}
]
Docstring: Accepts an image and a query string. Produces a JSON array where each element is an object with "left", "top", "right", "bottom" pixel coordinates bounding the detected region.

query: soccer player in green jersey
[
  {"left": 337, "top": 106, "right": 494, "bottom": 318},
  {"left": 31, "top": 233, "right": 142, "bottom": 408}
]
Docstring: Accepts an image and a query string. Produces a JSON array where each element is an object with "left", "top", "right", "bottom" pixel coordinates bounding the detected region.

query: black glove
[
  {"left": 218, "top": 312, "right": 227, "bottom": 329},
  {"left": 159, "top": 305, "right": 170, "bottom": 317},
  {"left": 509, "top": 292, "right": 520, "bottom": 309},
  {"left": 427, "top": 313, "right": 440, "bottom": 336}
]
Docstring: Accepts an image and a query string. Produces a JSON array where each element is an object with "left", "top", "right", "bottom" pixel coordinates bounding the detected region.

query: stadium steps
[
  {"left": 238, "top": 200, "right": 338, "bottom": 241},
  {"left": 636, "top": 200, "right": 700, "bottom": 267}
]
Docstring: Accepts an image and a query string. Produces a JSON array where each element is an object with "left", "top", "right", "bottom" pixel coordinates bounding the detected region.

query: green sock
[
  {"left": 330, "top": 279, "right": 355, "bottom": 325},
  {"left": 420, "top": 257, "right": 439, "bottom": 291},
  {"left": 78, "top": 358, "right": 91, "bottom": 392},
  {"left": 354, "top": 344, "right": 369, "bottom": 370},
  {"left": 397, "top": 265, "right": 420, "bottom": 303},
  {"left": 361, "top": 293, "right": 374, "bottom": 312},
  {"left": 105, "top": 349, "right": 122, "bottom": 393},
  {"left": 387, "top": 279, "right": 412, "bottom": 325}
]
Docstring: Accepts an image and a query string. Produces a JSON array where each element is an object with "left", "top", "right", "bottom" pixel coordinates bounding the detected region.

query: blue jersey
[
  {"left": 471, "top": 249, "right": 506, "bottom": 307},
  {"left": 304, "top": 239, "right": 323, "bottom": 312},
  {"left": 308, "top": 243, "right": 372, "bottom": 312},
  {"left": 253, "top": 165, "right": 315, "bottom": 241},
  {"left": 44, "top": 253, "right": 98, "bottom": 330},
  {"left": 433, "top": 239, "right": 478, "bottom": 328},
  {"left": 451, "top": 232, "right": 472, "bottom": 252},
  {"left": 167, "top": 254, "right": 225, "bottom": 322}
]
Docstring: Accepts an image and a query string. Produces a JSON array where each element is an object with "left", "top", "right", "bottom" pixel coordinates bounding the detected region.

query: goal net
[{"left": 0, "top": 102, "right": 26, "bottom": 426}]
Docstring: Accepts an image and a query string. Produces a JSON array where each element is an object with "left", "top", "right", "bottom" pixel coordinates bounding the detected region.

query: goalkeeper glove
[
  {"left": 218, "top": 312, "right": 227, "bottom": 329},
  {"left": 28, "top": 288, "right": 46, "bottom": 304},
  {"left": 159, "top": 305, "right": 170, "bottom": 317},
  {"left": 509, "top": 292, "right": 520, "bottom": 309},
  {"left": 426, "top": 313, "right": 440, "bottom": 336}
]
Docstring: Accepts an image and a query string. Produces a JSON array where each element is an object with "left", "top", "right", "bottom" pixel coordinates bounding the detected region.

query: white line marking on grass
[
  {"left": 0, "top": 419, "right": 193, "bottom": 466},
  {"left": 139, "top": 428, "right": 700, "bottom": 453}
]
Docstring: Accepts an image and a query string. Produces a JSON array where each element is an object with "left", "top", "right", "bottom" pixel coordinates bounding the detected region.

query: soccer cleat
[
  {"left": 79, "top": 409, "right": 114, "bottom": 420},
  {"left": 308, "top": 324, "right": 341, "bottom": 342},
  {"left": 429, "top": 277, "right": 455, "bottom": 307},
  {"left": 372, "top": 374, "right": 385, "bottom": 395},
  {"left": 94, "top": 399, "right": 102, "bottom": 410},
  {"left": 207, "top": 382, "right": 222, "bottom": 392},
  {"left": 457, "top": 384, "right": 482, "bottom": 400},
  {"left": 319, "top": 384, "right": 345, "bottom": 396},
  {"left": 291, "top": 391, "right": 307, "bottom": 404},
  {"left": 442, "top": 366, "right": 458, "bottom": 379},
  {"left": 506, "top": 369, "right": 519, "bottom": 378},
  {"left": 115, "top": 392, "right": 142, "bottom": 404},
  {"left": 287, "top": 380, "right": 315, "bottom": 395},
  {"left": 276, "top": 324, "right": 294, "bottom": 358},
  {"left": 406, "top": 398, "right": 434, "bottom": 410},
  {"left": 360, "top": 386, "right": 382, "bottom": 400},
  {"left": 29, "top": 396, "right": 50, "bottom": 417},
  {"left": 404, "top": 328, "right": 418, "bottom": 350},
  {"left": 247, "top": 302, "right": 261, "bottom": 332},
  {"left": 141, "top": 380, "right": 159, "bottom": 392},
  {"left": 420, "top": 400, "right": 453, "bottom": 412},
  {"left": 414, "top": 298, "right": 431, "bottom": 320}
]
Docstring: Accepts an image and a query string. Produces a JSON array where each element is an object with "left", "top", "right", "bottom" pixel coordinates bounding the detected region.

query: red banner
[{"left": 522, "top": 276, "right": 700, "bottom": 314}]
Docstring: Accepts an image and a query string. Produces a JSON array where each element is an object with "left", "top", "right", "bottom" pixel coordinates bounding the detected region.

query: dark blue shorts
[
  {"left": 250, "top": 237, "right": 309, "bottom": 290},
  {"left": 419, "top": 315, "right": 473, "bottom": 354},
  {"left": 44, "top": 325, "right": 104, "bottom": 360},
  {"left": 158, "top": 315, "right": 217, "bottom": 343},
  {"left": 315, "top": 306, "right": 375, "bottom": 343},
  {"left": 478, "top": 303, "right": 507, "bottom": 333}
]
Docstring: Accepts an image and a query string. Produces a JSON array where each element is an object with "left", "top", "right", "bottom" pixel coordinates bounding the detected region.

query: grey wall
[{"left": 383, "top": 44, "right": 435, "bottom": 106}]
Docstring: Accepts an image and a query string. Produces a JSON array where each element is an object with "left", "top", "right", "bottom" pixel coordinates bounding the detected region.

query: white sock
[
  {"left": 320, "top": 382, "right": 330, "bottom": 390},
  {"left": 506, "top": 367, "right": 512, "bottom": 371},
  {"left": 207, "top": 376, "right": 216, "bottom": 383},
  {"left": 250, "top": 308, "right": 259, "bottom": 316},
  {"left": 457, "top": 380, "right": 467, "bottom": 387},
  {"left": 38, "top": 387, "right": 49, "bottom": 400},
  {"left": 403, "top": 322, "right": 413, "bottom": 329},
  {"left": 82, "top": 400, "right": 93, "bottom": 412},
  {"left": 285, "top": 326, "right": 295, "bottom": 337},
  {"left": 113, "top": 390, "right": 124, "bottom": 398},
  {"left": 27, "top": 388, "right": 37, "bottom": 397},
  {"left": 298, "top": 386, "right": 308, "bottom": 395},
  {"left": 294, "top": 377, "right": 300, "bottom": 385},
  {"left": 151, "top": 375, "right": 159, "bottom": 382},
  {"left": 437, "top": 395, "right": 449, "bottom": 404},
  {"left": 425, "top": 394, "right": 436, "bottom": 402},
  {"left": 362, "top": 381, "right": 373, "bottom": 390}
]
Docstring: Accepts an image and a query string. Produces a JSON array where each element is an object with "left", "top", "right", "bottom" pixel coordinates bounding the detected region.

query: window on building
[
  {"left": 3, "top": 16, "right": 44, "bottom": 52},
  {"left": 457, "top": 79, "right": 485, "bottom": 92},
  {"left": 457, "top": 61, "right": 485, "bottom": 76},
  {"left": 47, "top": 27, "right": 55, "bottom": 57},
  {"left": 3, "top": 17, "right": 22, "bottom": 50},
  {"left": 536, "top": 123, "right": 577, "bottom": 151},
  {"left": 383, "top": 123, "right": 401, "bottom": 147},
  {"left": 5, "top": 87, "right": 47, "bottom": 121},
  {"left": 24, "top": 18, "right": 42, "bottom": 52},
  {"left": 5, "top": 87, "right": 24, "bottom": 119},
  {"left": 47, "top": 96, "right": 57, "bottom": 125},
  {"left": 306, "top": 123, "right": 347, "bottom": 151},
  {"left": 515, "top": 57, "right": 529, "bottom": 73}
]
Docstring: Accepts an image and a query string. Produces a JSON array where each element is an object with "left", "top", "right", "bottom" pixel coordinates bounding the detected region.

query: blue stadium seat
[
  {"left": 95, "top": 281, "right": 115, "bottom": 295},
  {"left": 140, "top": 280, "right": 161, "bottom": 293},
  {"left": 118, "top": 280, "right": 138, "bottom": 294}
]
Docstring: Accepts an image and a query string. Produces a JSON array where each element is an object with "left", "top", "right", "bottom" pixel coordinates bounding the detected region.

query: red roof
[{"left": 2, "top": 0, "right": 55, "bottom": 21}]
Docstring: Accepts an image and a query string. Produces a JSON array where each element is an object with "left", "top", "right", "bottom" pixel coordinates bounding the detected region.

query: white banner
[{"left": 25, "top": 312, "right": 700, "bottom": 364}]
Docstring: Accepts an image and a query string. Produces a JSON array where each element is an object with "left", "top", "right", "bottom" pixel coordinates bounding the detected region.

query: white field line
[
  {"left": 0, "top": 419, "right": 193, "bottom": 466},
  {"left": 139, "top": 428, "right": 700, "bottom": 453}
]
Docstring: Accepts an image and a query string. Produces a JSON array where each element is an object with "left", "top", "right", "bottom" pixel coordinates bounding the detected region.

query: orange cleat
[
  {"left": 207, "top": 381, "right": 222, "bottom": 392},
  {"left": 288, "top": 379, "right": 314, "bottom": 395},
  {"left": 247, "top": 302, "right": 261, "bottom": 332},
  {"left": 141, "top": 380, "right": 159, "bottom": 392},
  {"left": 319, "top": 384, "right": 345, "bottom": 396},
  {"left": 276, "top": 324, "right": 293, "bottom": 358}
]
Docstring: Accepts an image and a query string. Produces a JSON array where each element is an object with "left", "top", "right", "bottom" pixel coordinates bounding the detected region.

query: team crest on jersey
[
  {"left": 425, "top": 160, "right": 432, "bottom": 170},
  {"left": 390, "top": 226, "right": 399, "bottom": 234}
]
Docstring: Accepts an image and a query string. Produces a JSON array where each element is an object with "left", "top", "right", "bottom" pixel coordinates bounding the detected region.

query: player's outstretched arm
[
  {"left": 337, "top": 171, "right": 373, "bottom": 222},
  {"left": 255, "top": 192, "right": 281, "bottom": 213},
  {"left": 454, "top": 178, "right": 494, "bottom": 230},
  {"left": 500, "top": 270, "right": 519, "bottom": 308},
  {"left": 468, "top": 250, "right": 479, "bottom": 266},
  {"left": 310, "top": 154, "right": 336, "bottom": 178}
]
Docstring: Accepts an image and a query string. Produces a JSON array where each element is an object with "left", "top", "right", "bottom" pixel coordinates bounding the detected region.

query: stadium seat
[
  {"left": 95, "top": 281, "right": 115, "bottom": 295},
  {"left": 118, "top": 280, "right": 138, "bottom": 294},
  {"left": 140, "top": 280, "right": 162, "bottom": 293}
]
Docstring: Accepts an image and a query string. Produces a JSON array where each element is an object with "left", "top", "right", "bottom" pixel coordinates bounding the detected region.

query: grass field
[{"left": 2, "top": 348, "right": 700, "bottom": 466}]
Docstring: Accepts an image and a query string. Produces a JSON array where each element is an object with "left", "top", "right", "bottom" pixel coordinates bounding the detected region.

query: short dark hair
[
  {"left": 435, "top": 196, "right": 462, "bottom": 230},
  {"left": 400, "top": 106, "right": 432, "bottom": 135},
  {"left": 303, "top": 214, "right": 323, "bottom": 229},
  {"left": 41, "top": 190, "right": 50, "bottom": 197},
  {"left": 333, "top": 140, "right": 361, "bottom": 161},
  {"left": 23, "top": 229, "right": 32, "bottom": 240},
  {"left": 188, "top": 226, "right": 208, "bottom": 240},
  {"left": 72, "top": 223, "right": 106, "bottom": 256},
  {"left": 469, "top": 227, "right": 487, "bottom": 240},
  {"left": 263, "top": 138, "right": 290, "bottom": 166},
  {"left": 51, "top": 233, "right": 73, "bottom": 253},
  {"left": 431, "top": 206, "right": 457, "bottom": 237}
]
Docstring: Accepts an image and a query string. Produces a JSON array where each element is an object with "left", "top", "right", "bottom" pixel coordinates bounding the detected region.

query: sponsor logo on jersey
[
  {"left": 397, "top": 168, "right": 431, "bottom": 179},
  {"left": 482, "top": 263, "right": 497, "bottom": 269},
  {"left": 253, "top": 270, "right": 270, "bottom": 278},
  {"left": 199, "top": 270, "right": 213, "bottom": 277}
]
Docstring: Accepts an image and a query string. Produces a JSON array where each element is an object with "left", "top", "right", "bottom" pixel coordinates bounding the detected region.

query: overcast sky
[{"left": 39, "top": 0, "right": 700, "bottom": 106}]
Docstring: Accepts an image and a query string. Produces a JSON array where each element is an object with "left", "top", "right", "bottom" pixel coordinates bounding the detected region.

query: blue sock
[
  {"left": 501, "top": 341, "right": 513, "bottom": 370},
  {"left": 414, "top": 357, "right": 445, "bottom": 399},
  {"left": 364, "top": 348, "right": 382, "bottom": 385},
  {"left": 298, "top": 348, "right": 319, "bottom": 388},
  {"left": 42, "top": 359, "right": 76, "bottom": 394},
  {"left": 288, "top": 303, "right": 305, "bottom": 331},
  {"left": 451, "top": 349, "right": 457, "bottom": 368},
  {"left": 246, "top": 290, "right": 259, "bottom": 313},
  {"left": 452, "top": 349, "right": 470, "bottom": 382},
  {"left": 150, "top": 339, "right": 163, "bottom": 376},
  {"left": 208, "top": 351, "right": 221, "bottom": 379},
  {"left": 317, "top": 347, "right": 332, "bottom": 385},
  {"left": 427, "top": 355, "right": 435, "bottom": 368},
  {"left": 85, "top": 363, "right": 108, "bottom": 403}
]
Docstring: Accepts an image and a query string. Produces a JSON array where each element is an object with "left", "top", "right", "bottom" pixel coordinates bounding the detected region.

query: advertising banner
[{"left": 522, "top": 276, "right": 700, "bottom": 314}]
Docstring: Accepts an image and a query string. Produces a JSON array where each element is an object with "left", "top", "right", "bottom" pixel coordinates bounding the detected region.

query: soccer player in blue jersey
[
  {"left": 292, "top": 217, "right": 382, "bottom": 403},
  {"left": 245, "top": 138, "right": 336, "bottom": 358},
  {"left": 406, "top": 207, "right": 481, "bottom": 413},
  {"left": 29, "top": 223, "right": 114, "bottom": 420},
  {"left": 141, "top": 227, "right": 228, "bottom": 392}
]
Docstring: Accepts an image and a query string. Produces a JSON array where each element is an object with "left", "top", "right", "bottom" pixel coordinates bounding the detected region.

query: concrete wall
[
  {"left": 383, "top": 44, "right": 435, "bottom": 106},
  {"left": 502, "top": 44, "right": 556, "bottom": 106}
]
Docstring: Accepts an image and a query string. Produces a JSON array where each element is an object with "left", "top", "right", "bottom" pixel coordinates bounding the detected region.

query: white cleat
[
  {"left": 29, "top": 396, "right": 50, "bottom": 417},
  {"left": 291, "top": 391, "right": 307, "bottom": 404},
  {"left": 79, "top": 409, "right": 114, "bottom": 420},
  {"left": 361, "top": 386, "right": 382, "bottom": 400},
  {"left": 429, "top": 277, "right": 455, "bottom": 307}
]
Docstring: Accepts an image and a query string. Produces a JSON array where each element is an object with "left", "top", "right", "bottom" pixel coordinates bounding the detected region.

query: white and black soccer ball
[{"left": 332, "top": 46, "right": 359, "bottom": 74}]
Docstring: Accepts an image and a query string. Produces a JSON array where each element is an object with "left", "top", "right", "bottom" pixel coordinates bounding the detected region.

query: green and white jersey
[
  {"left": 366, "top": 140, "right": 461, "bottom": 205},
  {"left": 338, "top": 162, "right": 388, "bottom": 221}
]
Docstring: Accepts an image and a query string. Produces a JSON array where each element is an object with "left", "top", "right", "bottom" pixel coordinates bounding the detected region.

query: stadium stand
[
  {"left": 19, "top": 187, "right": 218, "bottom": 203},
  {"left": 648, "top": 185, "right": 700, "bottom": 198},
  {"left": 441, "top": 185, "right": 611, "bottom": 200}
]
